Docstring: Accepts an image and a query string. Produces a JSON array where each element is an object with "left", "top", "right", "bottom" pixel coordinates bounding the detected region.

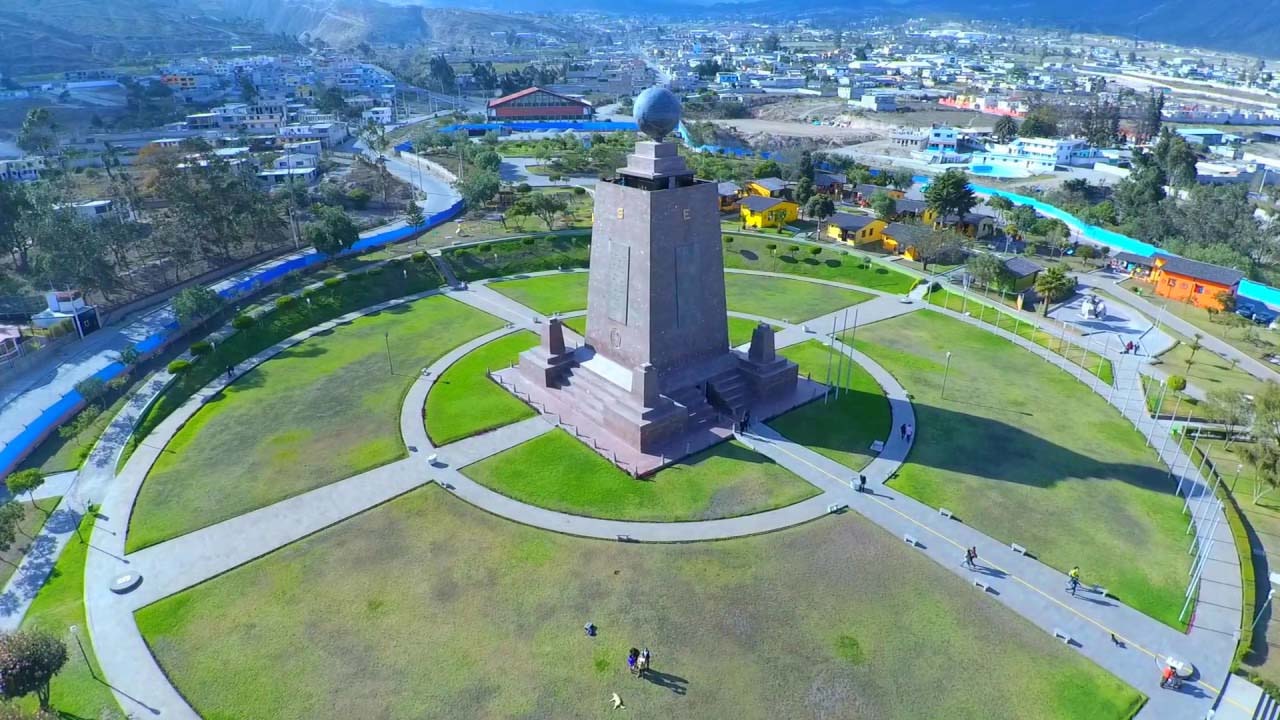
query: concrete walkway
[{"left": 77, "top": 268, "right": 1243, "bottom": 719}]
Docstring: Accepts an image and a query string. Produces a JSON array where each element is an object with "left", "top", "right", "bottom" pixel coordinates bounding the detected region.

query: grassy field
[
  {"left": 928, "top": 289, "right": 1114, "bottom": 385},
  {"left": 1153, "top": 340, "right": 1264, "bottom": 397},
  {"left": 721, "top": 233, "right": 916, "bottom": 294},
  {"left": 852, "top": 310, "right": 1191, "bottom": 628},
  {"left": 444, "top": 232, "right": 591, "bottom": 281},
  {"left": 415, "top": 188, "right": 594, "bottom": 245},
  {"left": 489, "top": 272, "right": 589, "bottom": 315},
  {"left": 769, "top": 342, "right": 891, "bottom": 471},
  {"left": 490, "top": 272, "right": 867, "bottom": 326},
  {"left": 127, "top": 296, "right": 503, "bottom": 553},
  {"left": 425, "top": 331, "right": 539, "bottom": 445},
  {"left": 19, "top": 514, "right": 118, "bottom": 718},
  {"left": 136, "top": 486, "right": 1143, "bottom": 720},
  {"left": 0, "top": 499, "right": 59, "bottom": 588},
  {"left": 462, "top": 429, "right": 819, "bottom": 521},
  {"left": 562, "top": 315, "right": 770, "bottom": 348}
]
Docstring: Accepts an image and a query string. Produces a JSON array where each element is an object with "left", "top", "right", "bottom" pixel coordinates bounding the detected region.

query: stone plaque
[{"left": 607, "top": 242, "right": 630, "bottom": 325}]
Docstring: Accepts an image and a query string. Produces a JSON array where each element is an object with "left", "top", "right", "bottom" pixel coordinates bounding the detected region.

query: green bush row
[{"left": 444, "top": 233, "right": 592, "bottom": 282}]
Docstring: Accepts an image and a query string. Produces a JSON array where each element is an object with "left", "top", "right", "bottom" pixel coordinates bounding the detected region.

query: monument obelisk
[{"left": 501, "top": 86, "right": 808, "bottom": 473}]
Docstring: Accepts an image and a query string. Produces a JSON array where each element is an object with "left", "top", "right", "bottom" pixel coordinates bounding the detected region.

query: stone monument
[{"left": 498, "top": 87, "right": 816, "bottom": 474}]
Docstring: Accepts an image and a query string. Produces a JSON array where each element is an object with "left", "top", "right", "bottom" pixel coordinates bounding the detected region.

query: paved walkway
[{"left": 76, "top": 268, "right": 1243, "bottom": 719}]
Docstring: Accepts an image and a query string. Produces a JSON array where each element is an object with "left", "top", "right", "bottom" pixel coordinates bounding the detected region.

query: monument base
[{"left": 494, "top": 360, "right": 825, "bottom": 476}]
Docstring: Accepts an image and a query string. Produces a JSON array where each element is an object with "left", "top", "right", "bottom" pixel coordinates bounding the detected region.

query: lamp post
[
  {"left": 384, "top": 332, "right": 393, "bottom": 375},
  {"left": 1233, "top": 463, "right": 1245, "bottom": 493},
  {"left": 1252, "top": 588, "right": 1277, "bottom": 633},
  {"left": 68, "top": 625, "right": 95, "bottom": 679},
  {"left": 941, "top": 351, "right": 953, "bottom": 400}
]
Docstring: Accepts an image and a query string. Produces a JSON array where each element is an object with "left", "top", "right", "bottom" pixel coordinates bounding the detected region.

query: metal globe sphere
[{"left": 633, "top": 87, "right": 682, "bottom": 141}]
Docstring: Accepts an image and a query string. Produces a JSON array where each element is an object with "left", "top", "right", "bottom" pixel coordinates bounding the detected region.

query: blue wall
[{"left": 0, "top": 199, "right": 465, "bottom": 476}]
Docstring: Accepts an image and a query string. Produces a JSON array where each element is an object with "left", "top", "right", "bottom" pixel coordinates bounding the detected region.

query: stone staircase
[
  {"left": 1216, "top": 674, "right": 1280, "bottom": 720},
  {"left": 665, "top": 385, "right": 718, "bottom": 428},
  {"left": 706, "top": 370, "right": 750, "bottom": 419}
]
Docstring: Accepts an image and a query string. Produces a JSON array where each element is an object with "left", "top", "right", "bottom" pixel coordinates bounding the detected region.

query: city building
[
  {"left": 0, "top": 157, "right": 46, "bottom": 183},
  {"left": 485, "top": 87, "right": 594, "bottom": 122}
]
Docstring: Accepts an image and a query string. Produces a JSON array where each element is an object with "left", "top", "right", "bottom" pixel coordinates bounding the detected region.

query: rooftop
[
  {"left": 826, "top": 213, "right": 878, "bottom": 231},
  {"left": 1157, "top": 254, "right": 1245, "bottom": 286},
  {"left": 1002, "top": 256, "right": 1043, "bottom": 278},
  {"left": 740, "top": 195, "right": 788, "bottom": 212}
]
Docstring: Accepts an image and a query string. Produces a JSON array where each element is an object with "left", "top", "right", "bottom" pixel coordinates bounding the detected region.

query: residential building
[
  {"left": 855, "top": 93, "right": 897, "bottom": 112},
  {"left": 1001, "top": 256, "right": 1043, "bottom": 292},
  {"left": 744, "top": 177, "right": 791, "bottom": 199},
  {"left": 937, "top": 212, "right": 996, "bottom": 238},
  {"left": 813, "top": 172, "right": 847, "bottom": 196},
  {"left": 0, "top": 157, "right": 46, "bottom": 183},
  {"left": 739, "top": 196, "right": 798, "bottom": 229},
  {"left": 881, "top": 222, "right": 932, "bottom": 256},
  {"left": 823, "top": 213, "right": 886, "bottom": 245},
  {"left": 717, "top": 181, "right": 742, "bottom": 212},
  {"left": 162, "top": 74, "right": 199, "bottom": 91},
  {"left": 362, "top": 107, "right": 395, "bottom": 125},
  {"left": 485, "top": 87, "right": 594, "bottom": 122},
  {"left": 273, "top": 153, "right": 318, "bottom": 170},
  {"left": 278, "top": 123, "right": 349, "bottom": 148},
  {"left": 56, "top": 199, "right": 133, "bottom": 223},
  {"left": 852, "top": 183, "right": 904, "bottom": 205},
  {"left": 989, "top": 137, "right": 1098, "bottom": 169},
  {"left": 1150, "top": 255, "right": 1242, "bottom": 310},
  {"left": 284, "top": 140, "right": 324, "bottom": 156}
]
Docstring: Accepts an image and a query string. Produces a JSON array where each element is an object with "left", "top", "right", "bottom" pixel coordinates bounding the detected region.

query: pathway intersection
[{"left": 60, "top": 266, "right": 1244, "bottom": 719}]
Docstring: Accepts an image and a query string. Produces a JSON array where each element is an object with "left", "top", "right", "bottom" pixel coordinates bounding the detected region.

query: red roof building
[{"left": 485, "top": 87, "right": 594, "bottom": 122}]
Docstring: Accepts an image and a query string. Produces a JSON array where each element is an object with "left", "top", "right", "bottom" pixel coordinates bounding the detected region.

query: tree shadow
[{"left": 739, "top": 250, "right": 759, "bottom": 261}]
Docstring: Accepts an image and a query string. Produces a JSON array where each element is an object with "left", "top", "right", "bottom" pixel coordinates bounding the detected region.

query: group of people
[
  {"left": 626, "top": 647, "right": 652, "bottom": 678},
  {"left": 898, "top": 423, "right": 913, "bottom": 443},
  {"left": 1120, "top": 340, "right": 1142, "bottom": 355},
  {"left": 962, "top": 546, "right": 980, "bottom": 569}
]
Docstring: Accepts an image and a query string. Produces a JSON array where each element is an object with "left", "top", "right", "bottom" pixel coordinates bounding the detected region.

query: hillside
[{"left": 0, "top": 0, "right": 294, "bottom": 76}]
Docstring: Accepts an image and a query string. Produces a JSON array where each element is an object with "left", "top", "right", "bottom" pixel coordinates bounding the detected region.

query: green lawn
[
  {"left": 769, "top": 341, "right": 891, "bottom": 471},
  {"left": 0, "top": 499, "right": 59, "bottom": 588},
  {"left": 19, "top": 513, "right": 118, "bottom": 718},
  {"left": 724, "top": 273, "right": 869, "bottom": 324},
  {"left": 464, "top": 429, "right": 819, "bottom": 521},
  {"left": 489, "top": 271, "right": 868, "bottom": 325},
  {"left": 444, "top": 232, "right": 591, "bottom": 282},
  {"left": 127, "top": 296, "right": 503, "bottom": 553},
  {"left": 136, "top": 486, "right": 1143, "bottom": 720},
  {"left": 1155, "top": 341, "right": 1263, "bottom": 397},
  {"left": 928, "top": 289, "right": 1114, "bottom": 385},
  {"left": 562, "top": 315, "right": 768, "bottom": 348},
  {"left": 425, "top": 331, "right": 538, "bottom": 445},
  {"left": 853, "top": 310, "right": 1190, "bottom": 628},
  {"left": 722, "top": 233, "right": 916, "bottom": 294},
  {"left": 489, "top": 272, "right": 589, "bottom": 315}
]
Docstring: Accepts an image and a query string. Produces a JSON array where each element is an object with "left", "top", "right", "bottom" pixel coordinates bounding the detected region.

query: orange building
[{"left": 1151, "top": 255, "right": 1243, "bottom": 310}]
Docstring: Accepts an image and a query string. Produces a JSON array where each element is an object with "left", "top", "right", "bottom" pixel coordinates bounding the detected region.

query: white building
[
  {"left": 997, "top": 137, "right": 1098, "bottom": 167},
  {"left": 273, "top": 153, "right": 318, "bottom": 170},
  {"left": 361, "top": 107, "right": 394, "bottom": 125},
  {"left": 56, "top": 199, "right": 133, "bottom": 223},
  {"left": 283, "top": 140, "right": 324, "bottom": 156},
  {"left": 855, "top": 93, "right": 897, "bottom": 112},
  {"left": 278, "top": 123, "right": 349, "bottom": 148},
  {"left": 0, "top": 157, "right": 46, "bottom": 183}
]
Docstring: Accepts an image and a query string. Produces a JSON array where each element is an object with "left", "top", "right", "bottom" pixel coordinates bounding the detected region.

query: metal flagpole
[
  {"left": 836, "top": 309, "right": 850, "bottom": 399},
  {"left": 823, "top": 315, "right": 836, "bottom": 403},
  {"left": 832, "top": 313, "right": 846, "bottom": 400},
  {"left": 845, "top": 306, "right": 860, "bottom": 390}
]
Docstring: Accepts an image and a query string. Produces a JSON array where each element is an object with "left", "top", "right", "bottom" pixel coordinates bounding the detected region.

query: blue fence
[{"left": 0, "top": 198, "right": 465, "bottom": 476}]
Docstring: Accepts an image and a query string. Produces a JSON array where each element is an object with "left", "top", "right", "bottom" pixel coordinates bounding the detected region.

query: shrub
[
  {"left": 766, "top": 243, "right": 777, "bottom": 253},
  {"left": 522, "top": 237, "right": 536, "bottom": 245},
  {"left": 74, "top": 377, "right": 107, "bottom": 401},
  {"left": 346, "top": 188, "right": 371, "bottom": 210},
  {"left": 167, "top": 359, "right": 192, "bottom": 374},
  {"left": 119, "top": 345, "right": 141, "bottom": 365},
  {"left": 323, "top": 277, "right": 344, "bottom": 288},
  {"left": 231, "top": 314, "right": 255, "bottom": 330},
  {"left": 106, "top": 374, "right": 130, "bottom": 392},
  {"left": 1168, "top": 375, "right": 1187, "bottom": 392},
  {"left": 789, "top": 245, "right": 800, "bottom": 253},
  {"left": 809, "top": 246, "right": 822, "bottom": 256},
  {"left": 723, "top": 236, "right": 734, "bottom": 244},
  {"left": 301, "top": 286, "right": 317, "bottom": 298},
  {"left": 477, "top": 244, "right": 492, "bottom": 252},
  {"left": 411, "top": 251, "right": 428, "bottom": 263},
  {"left": 516, "top": 183, "right": 531, "bottom": 193},
  {"left": 275, "top": 295, "right": 296, "bottom": 309},
  {"left": 190, "top": 340, "right": 212, "bottom": 356},
  {"left": 572, "top": 186, "right": 586, "bottom": 195},
  {"left": 367, "top": 266, "right": 384, "bottom": 276}
]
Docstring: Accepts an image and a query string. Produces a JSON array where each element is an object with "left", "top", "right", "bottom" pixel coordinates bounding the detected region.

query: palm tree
[{"left": 1033, "top": 265, "right": 1075, "bottom": 315}]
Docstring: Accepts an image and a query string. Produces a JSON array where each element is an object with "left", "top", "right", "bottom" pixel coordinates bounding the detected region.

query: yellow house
[
  {"left": 881, "top": 222, "right": 933, "bottom": 257},
  {"left": 740, "top": 196, "right": 799, "bottom": 229},
  {"left": 745, "top": 177, "right": 791, "bottom": 198},
  {"left": 824, "top": 213, "right": 886, "bottom": 245}
]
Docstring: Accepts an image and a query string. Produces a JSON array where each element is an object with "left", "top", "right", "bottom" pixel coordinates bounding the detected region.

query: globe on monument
[{"left": 633, "top": 87, "right": 682, "bottom": 141}]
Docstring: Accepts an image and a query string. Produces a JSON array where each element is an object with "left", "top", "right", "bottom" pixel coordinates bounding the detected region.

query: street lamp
[
  {"left": 941, "top": 351, "right": 953, "bottom": 400},
  {"left": 1233, "top": 464, "right": 1245, "bottom": 493},
  {"left": 1252, "top": 587, "right": 1278, "bottom": 633},
  {"left": 68, "top": 625, "right": 95, "bottom": 678}
]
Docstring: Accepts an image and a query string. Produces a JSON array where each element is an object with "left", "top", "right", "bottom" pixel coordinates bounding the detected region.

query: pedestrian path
[{"left": 73, "top": 269, "right": 1244, "bottom": 720}]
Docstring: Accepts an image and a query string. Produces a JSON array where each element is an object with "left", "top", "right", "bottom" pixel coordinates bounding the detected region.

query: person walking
[
  {"left": 1068, "top": 566, "right": 1081, "bottom": 596},
  {"left": 858, "top": 474, "right": 867, "bottom": 493},
  {"left": 962, "top": 547, "right": 975, "bottom": 569},
  {"left": 905, "top": 424, "right": 913, "bottom": 443},
  {"left": 969, "top": 546, "right": 980, "bottom": 569},
  {"left": 639, "top": 648, "right": 651, "bottom": 677},
  {"left": 899, "top": 423, "right": 907, "bottom": 440},
  {"left": 627, "top": 648, "right": 640, "bottom": 677}
]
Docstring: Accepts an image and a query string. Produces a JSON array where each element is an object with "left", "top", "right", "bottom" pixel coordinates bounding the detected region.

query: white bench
[
  {"left": 1053, "top": 628, "right": 1072, "bottom": 644},
  {"left": 1094, "top": 586, "right": 1109, "bottom": 599},
  {"left": 939, "top": 508, "right": 954, "bottom": 519},
  {"left": 1010, "top": 542, "right": 1028, "bottom": 556},
  {"left": 426, "top": 454, "right": 439, "bottom": 466},
  {"left": 827, "top": 503, "right": 847, "bottom": 514},
  {"left": 973, "top": 579, "right": 991, "bottom": 592},
  {"left": 870, "top": 440, "right": 885, "bottom": 452},
  {"left": 903, "top": 534, "right": 919, "bottom": 547}
]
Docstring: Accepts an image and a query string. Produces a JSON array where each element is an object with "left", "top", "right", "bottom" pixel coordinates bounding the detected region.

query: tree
[
  {"left": 992, "top": 115, "right": 1019, "bottom": 143},
  {"left": 0, "top": 182, "right": 34, "bottom": 271},
  {"left": 1206, "top": 389, "right": 1250, "bottom": 448},
  {"left": 426, "top": 54, "right": 457, "bottom": 93},
  {"left": 889, "top": 169, "right": 914, "bottom": 191},
  {"left": 304, "top": 206, "right": 360, "bottom": 256},
  {"left": 794, "top": 177, "right": 815, "bottom": 206},
  {"left": 1184, "top": 334, "right": 1203, "bottom": 372},
  {"left": 923, "top": 169, "right": 977, "bottom": 221},
  {"left": 1243, "top": 383, "right": 1280, "bottom": 503},
  {"left": 1153, "top": 129, "right": 1199, "bottom": 187},
  {"left": 1019, "top": 105, "right": 1058, "bottom": 138},
  {"left": 4, "top": 468, "right": 44, "bottom": 512},
  {"left": 0, "top": 503, "right": 26, "bottom": 568},
  {"left": 1141, "top": 89, "right": 1165, "bottom": 140},
  {"left": 238, "top": 74, "right": 258, "bottom": 102},
  {"left": 1033, "top": 264, "right": 1075, "bottom": 312},
  {"left": 172, "top": 286, "right": 223, "bottom": 327},
  {"left": 403, "top": 202, "right": 424, "bottom": 229},
  {"left": 474, "top": 150, "right": 501, "bottom": 173},
  {"left": 457, "top": 170, "right": 500, "bottom": 211},
  {"left": 966, "top": 252, "right": 1011, "bottom": 293},
  {"left": 753, "top": 160, "right": 782, "bottom": 179},
  {"left": 804, "top": 196, "right": 835, "bottom": 221},
  {"left": 0, "top": 630, "right": 68, "bottom": 709},
  {"left": 870, "top": 191, "right": 897, "bottom": 220},
  {"left": 17, "top": 108, "right": 57, "bottom": 156},
  {"left": 762, "top": 33, "right": 781, "bottom": 52},
  {"left": 510, "top": 193, "right": 570, "bottom": 230},
  {"left": 913, "top": 230, "right": 966, "bottom": 272}
]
